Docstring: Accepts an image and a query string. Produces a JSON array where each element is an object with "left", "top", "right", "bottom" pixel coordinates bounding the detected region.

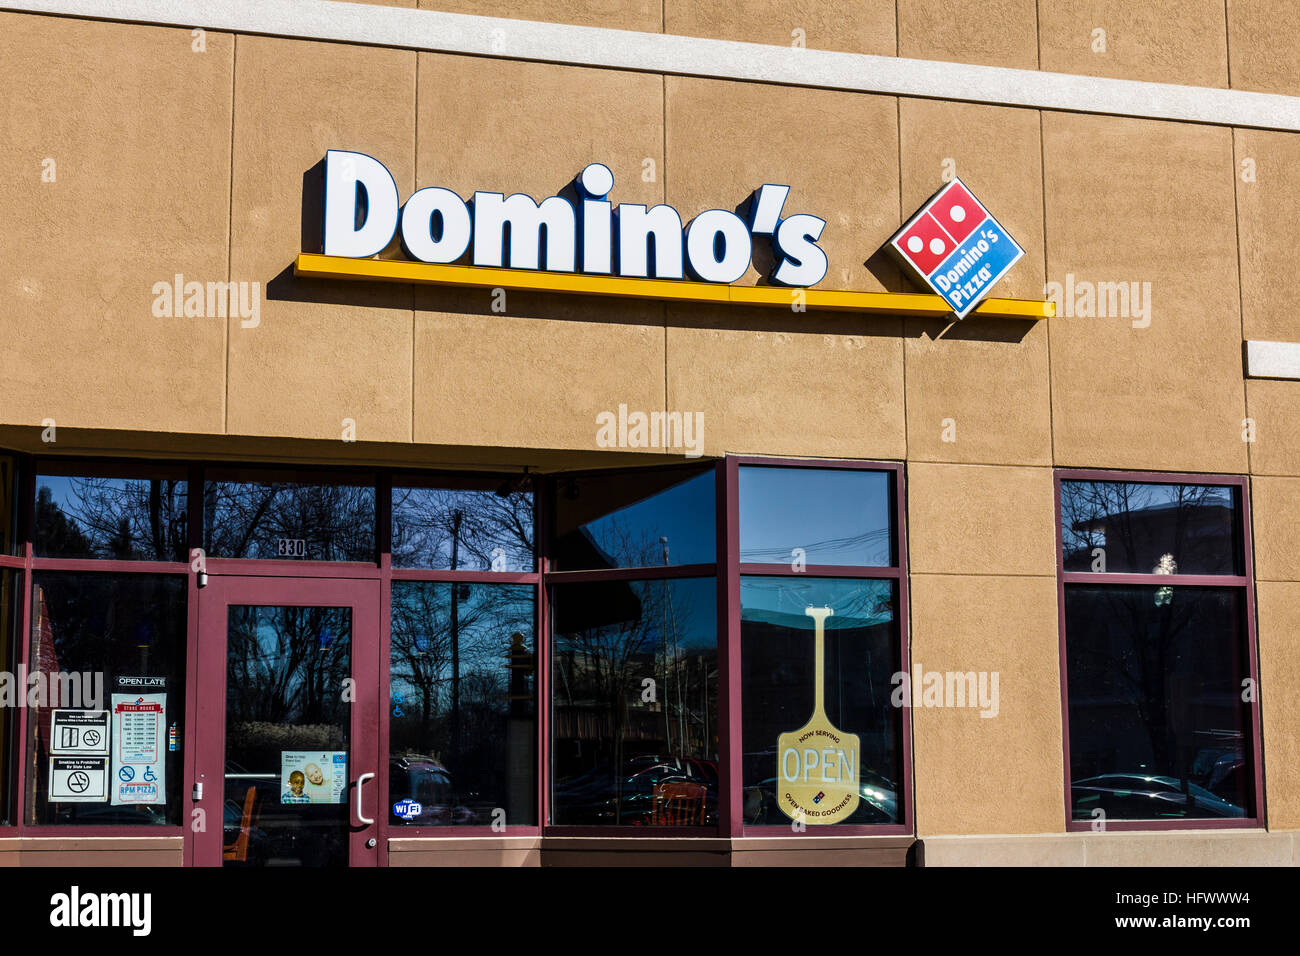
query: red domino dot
[
  {"left": 895, "top": 212, "right": 951, "bottom": 275},
  {"left": 929, "top": 182, "right": 981, "bottom": 243}
]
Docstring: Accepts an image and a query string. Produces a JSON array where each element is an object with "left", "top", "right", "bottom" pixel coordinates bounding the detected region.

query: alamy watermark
[
  {"left": 596, "top": 404, "right": 704, "bottom": 458},
  {"left": 891, "top": 666, "right": 999, "bottom": 718},
  {"left": 152, "top": 273, "right": 260, "bottom": 327},
  {"left": 1045, "top": 273, "right": 1152, "bottom": 328},
  {"left": 0, "top": 667, "right": 103, "bottom": 709}
]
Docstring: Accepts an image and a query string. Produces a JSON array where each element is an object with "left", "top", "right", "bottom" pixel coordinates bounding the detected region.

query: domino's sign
[
  {"left": 322, "top": 150, "right": 829, "bottom": 287},
  {"left": 890, "top": 179, "right": 1024, "bottom": 319}
]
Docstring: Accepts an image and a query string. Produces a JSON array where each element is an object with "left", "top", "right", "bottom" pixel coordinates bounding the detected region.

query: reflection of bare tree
[
  {"left": 45, "top": 477, "right": 187, "bottom": 560},
  {"left": 554, "top": 521, "right": 713, "bottom": 819},
  {"left": 205, "top": 483, "right": 374, "bottom": 561},
  {"left": 1062, "top": 481, "right": 1241, "bottom": 793},
  {"left": 389, "top": 583, "right": 531, "bottom": 760},
  {"left": 227, "top": 607, "right": 350, "bottom": 735},
  {"left": 392, "top": 488, "right": 533, "bottom": 571},
  {"left": 1061, "top": 482, "right": 1229, "bottom": 572}
]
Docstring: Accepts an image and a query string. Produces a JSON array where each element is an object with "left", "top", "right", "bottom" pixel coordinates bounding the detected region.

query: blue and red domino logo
[{"left": 890, "top": 179, "right": 1024, "bottom": 319}]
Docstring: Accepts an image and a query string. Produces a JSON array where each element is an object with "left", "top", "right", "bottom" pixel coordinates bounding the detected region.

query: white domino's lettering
[{"left": 322, "top": 150, "right": 829, "bottom": 287}]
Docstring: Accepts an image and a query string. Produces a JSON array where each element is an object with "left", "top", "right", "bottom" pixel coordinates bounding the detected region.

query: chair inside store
[
  {"left": 651, "top": 780, "right": 707, "bottom": 826},
  {"left": 224, "top": 786, "right": 259, "bottom": 862}
]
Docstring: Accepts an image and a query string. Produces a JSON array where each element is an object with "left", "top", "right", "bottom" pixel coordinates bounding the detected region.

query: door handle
[{"left": 355, "top": 772, "right": 375, "bottom": 826}]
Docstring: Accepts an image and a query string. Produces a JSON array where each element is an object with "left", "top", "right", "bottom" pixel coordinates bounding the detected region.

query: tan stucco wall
[
  {"left": 1, "top": 9, "right": 1297, "bottom": 849},
  {"left": 363, "top": 0, "right": 1300, "bottom": 96}
]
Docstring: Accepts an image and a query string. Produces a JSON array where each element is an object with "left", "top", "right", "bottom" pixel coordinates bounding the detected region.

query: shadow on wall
[{"left": 265, "top": 162, "right": 1036, "bottom": 346}]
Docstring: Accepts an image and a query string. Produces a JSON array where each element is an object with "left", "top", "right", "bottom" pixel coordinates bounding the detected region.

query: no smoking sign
[
  {"left": 50, "top": 756, "right": 109, "bottom": 802},
  {"left": 890, "top": 178, "right": 1024, "bottom": 319}
]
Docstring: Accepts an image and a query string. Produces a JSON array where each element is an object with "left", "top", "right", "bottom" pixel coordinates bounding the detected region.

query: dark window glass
[
  {"left": 389, "top": 582, "right": 535, "bottom": 827},
  {"left": 35, "top": 473, "right": 188, "bottom": 561},
  {"left": 392, "top": 479, "right": 534, "bottom": 571},
  {"left": 740, "top": 576, "right": 902, "bottom": 826},
  {"left": 0, "top": 569, "right": 16, "bottom": 824},
  {"left": 1065, "top": 585, "right": 1254, "bottom": 821},
  {"left": 0, "top": 456, "right": 17, "bottom": 556},
  {"left": 225, "top": 605, "right": 351, "bottom": 867},
  {"left": 739, "top": 467, "right": 893, "bottom": 567},
  {"left": 1060, "top": 481, "right": 1242, "bottom": 575},
  {"left": 550, "top": 466, "right": 715, "bottom": 571},
  {"left": 203, "top": 474, "right": 375, "bottom": 562},
  {"left": 26, "top": 572, "right": 187, "bottom": 826},
  {"left": 551, "top": 577, "right": 717, "bottom": 826}
]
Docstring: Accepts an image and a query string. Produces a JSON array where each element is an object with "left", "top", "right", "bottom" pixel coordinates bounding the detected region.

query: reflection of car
[
  {"left": 742, "top": 766, "right": 899, "bottom": 825},
  {"left": 1073, "top": 774, "right": 1245, "bottom": 819},
  {"left": 389, "top": 755, "right": 476, "bottom": 826},
  {"left": 59, "top": 803, "right": 170, "bottom": 826},
  {"left": 553, "top": 755, "right": 719, "bottom": 825}
]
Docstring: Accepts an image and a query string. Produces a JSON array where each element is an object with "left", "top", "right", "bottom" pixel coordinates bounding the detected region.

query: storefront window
[
  {"left": 204, "top": 472, "right": 375, "bottom": 562},
  {"left": 1058, "top": 475, "right": 1258, "bottom": 824},
  {"left": 1060, "top": 480, "right": 1242, "bottom": 575},
  {"left": 392, "top": 477, "right": 534, "bottom": 571},
  {"left": 551, "top": 577, "right": 718, "bottom": 826},
  {"left": 550, "top": 465, "right": 715, "bottom": 570},
  {"left": 225, "top": 605, "right": 352, "bottom": 866},
  {"left": 736, "top": 461, "right": 906, "bottom": 830},
  {"left": 34, "top": 468, "right": 188, "bottom": 561},
  {"left": 0, "top": 455, "right": 17, "bottom": 556},
  {"left": 740, "top": 466, "right": 893, "bottom": 567},
  {"left": 25, "top": 572, "right": 187, "bottom": 826},
  {"left": 389, "top": 582, "right": 536, "bottom": 827},
  {"left": 740, "top": 577, "right": 902, "bottom": 825},
  {"left": 0, "top": 569, "right": 17, "bottom": 825}
]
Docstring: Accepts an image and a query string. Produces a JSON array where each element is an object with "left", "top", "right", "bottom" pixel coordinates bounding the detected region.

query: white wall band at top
[{"left": 5, "top": 0, "right": 1300, "bottom": 131}]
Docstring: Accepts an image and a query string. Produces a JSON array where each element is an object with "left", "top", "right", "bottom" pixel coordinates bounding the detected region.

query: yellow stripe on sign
[{"left": 294, "top": 253, "right": 1054, "bottom": 319}]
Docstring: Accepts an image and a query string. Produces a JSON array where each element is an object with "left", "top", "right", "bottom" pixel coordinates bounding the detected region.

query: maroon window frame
[
  {"left": 1054, "top": 468, "right": 1265, "bottom": 832},
  {"left": 0, "top": 452, "right": 916, "bottom": 845},
  {"left": 727, "top": 456, "right": 913, "bottom": 838},
  {"left": 541, "top": 460, "right": 720, "bottom": 836}
]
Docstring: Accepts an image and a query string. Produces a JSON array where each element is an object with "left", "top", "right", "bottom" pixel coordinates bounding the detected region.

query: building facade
[{"left": 0, "top": 0, "right": 1298, "bottom": 867}]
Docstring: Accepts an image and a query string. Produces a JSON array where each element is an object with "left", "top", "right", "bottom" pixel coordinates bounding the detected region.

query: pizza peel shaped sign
[{"left": 777, "top": 607, "right": 860, "bottom": 825}]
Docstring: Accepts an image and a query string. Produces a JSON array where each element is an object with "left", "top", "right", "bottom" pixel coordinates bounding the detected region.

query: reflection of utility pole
[
  {"left": 450, "top": 509, "right": 463, "bottom": 757},
  {"left": 660, "top": 536, "right": 679, "bottom": 756}
]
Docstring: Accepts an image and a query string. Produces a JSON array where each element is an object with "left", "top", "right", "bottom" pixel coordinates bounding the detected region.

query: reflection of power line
[{"left": 740, "top": 528, "right": 889, "bottom": 562}]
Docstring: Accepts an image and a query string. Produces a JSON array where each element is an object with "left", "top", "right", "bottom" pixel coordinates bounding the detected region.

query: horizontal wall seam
[
  {"left": 4, "top": 0, "right": 1300, "bottom": 130},
  {"left": 907, "top": 571, "right": 1057, "bottom": 578}
]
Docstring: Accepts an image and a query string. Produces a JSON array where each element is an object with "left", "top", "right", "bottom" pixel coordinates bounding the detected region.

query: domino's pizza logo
[{"left": 890, "top": 179, "right": 1024, "bottom": 319}]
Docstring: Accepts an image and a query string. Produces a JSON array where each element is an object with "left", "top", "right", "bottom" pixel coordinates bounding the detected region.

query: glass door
[{"left": 193, "top": 575, "right": 380, "bottom": 867}]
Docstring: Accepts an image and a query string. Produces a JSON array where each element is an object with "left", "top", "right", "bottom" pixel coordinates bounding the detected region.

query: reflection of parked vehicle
[
  {"left": 553, "top": 755, "right": 719, "bottom": 825},
  {"left": 1073, "top": 774, "right": 1245, "bottom": 819},
  {"left": 742, "top": 766, "right": 899, "bottom": 825},
  {"left": 742, "top": 749, "right": 898, "bottom": 824},
  {"left": 389, "top": 754, "right": 476, "bottom": 826}
]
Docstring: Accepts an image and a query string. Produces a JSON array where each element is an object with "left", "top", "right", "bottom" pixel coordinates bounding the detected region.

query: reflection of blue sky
[
  {"left": 389, "top": 584, "right": 534, "bottom": 696},
  {"left": 37, "top": 475, "right": 79, "bottom": 511},
  {"left": 581, "top": 471, "right": 715, "bottom": 566},
  {"left": 739, "top": 468, "right": 891, "bottom": 566},
  {"left": 629, "top": 577, "right": 717, "bottom": 651},
  {"left": 740, "top": 577, "right": 893, "bottom": 630},
  {"left": 551, "top": 577, "right": 718, "bottom": 654}
]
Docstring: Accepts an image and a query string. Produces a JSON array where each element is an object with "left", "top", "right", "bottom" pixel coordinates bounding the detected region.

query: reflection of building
[{"left": 1063, "top": 494, "right": 1237, "bottom": 573}]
